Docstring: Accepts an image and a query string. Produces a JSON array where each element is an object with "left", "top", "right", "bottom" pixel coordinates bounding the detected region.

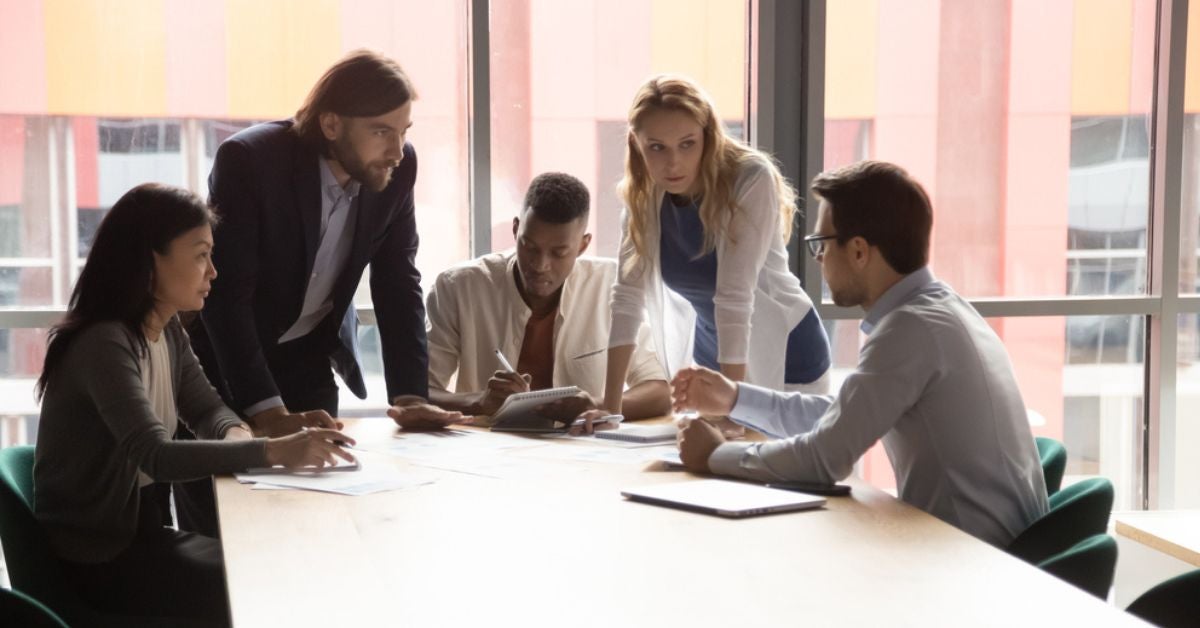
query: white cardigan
[{"left": 608, "top": 156, "right": 819, "bottom": 390}]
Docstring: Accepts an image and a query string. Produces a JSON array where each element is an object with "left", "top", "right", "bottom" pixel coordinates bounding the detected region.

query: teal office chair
[
  {"left": 1036, "top": 533, "right": 1117, "bottom": 599},
  {"left": 1006, "top": 477, "right": 1114, "bottom": 564},
  {"left": 0, "top": 446, "right": 200, "bottom": 628},
  {"left": 0, "top": 586, "right": 71, "bottom": 628},
  {"left": 1035, "top": 436, "right": 1067, "bottom": 496},
  {"left": 1125, "top": 568, "right": 1200, "bottom": 627}
]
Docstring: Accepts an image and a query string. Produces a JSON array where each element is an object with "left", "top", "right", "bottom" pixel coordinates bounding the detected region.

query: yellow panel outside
[
  {"left": 650, "top": 0, "right": 745, "bottom": 120},
  {"left": 825, "top": 0, "right": 877, "bottom": 119},
  {"left": 1071, "top": 0, "right": 1133, "bottom": 115},
  {"left": 225, "top": 0, "right": 342, "bottom": 119},
  {"left": 1186, "top": 3, "right": 1200, "bottom": 113},
  {"left": 45, "top": 0, "right": 167, "bottom": 116}
]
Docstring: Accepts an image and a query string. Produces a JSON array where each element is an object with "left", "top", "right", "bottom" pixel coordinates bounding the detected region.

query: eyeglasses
[{"left": 803, "top": 234, "right": 838, "bottom": 259}]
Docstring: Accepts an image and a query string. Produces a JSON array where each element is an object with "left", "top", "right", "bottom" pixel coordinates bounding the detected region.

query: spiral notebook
[{"left": 490, "top": 386, "right": 583, "bottom": 433}]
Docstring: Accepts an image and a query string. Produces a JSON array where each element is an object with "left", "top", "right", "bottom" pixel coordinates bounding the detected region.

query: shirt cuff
[
  {"left": 243, "top": 396, "right": 284, "bottom": 418},
  {"left": 728, "top": 383, "right": 776, "bottom": 430},
  {"left": 708, "top": 441, "right": 756, "bottom": 477}
]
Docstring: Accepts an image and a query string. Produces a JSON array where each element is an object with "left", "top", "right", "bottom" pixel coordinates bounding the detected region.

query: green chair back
[
  {"left": 0, "top": 586, "right": 71, "bottom": 628},
  {"left": 1036, "top": 533, "right": 1117, "bottom": 599},
  {"left": 1006, "top": 477, "right": 1114, "bottom": 564},
  {"left": 0, "top": 446, "right": 186, "bottom": 628},
  {"left": 1035, "top": 436, "right": 1067, "bottom": 496},
  {"left": 1126, "top": 568, "right": 1200, "bottom": 628}
]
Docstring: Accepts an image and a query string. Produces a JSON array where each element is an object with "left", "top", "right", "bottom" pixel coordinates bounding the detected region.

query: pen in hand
[{"left": 494, "top": 348, "right": 516, "bottom": 373}]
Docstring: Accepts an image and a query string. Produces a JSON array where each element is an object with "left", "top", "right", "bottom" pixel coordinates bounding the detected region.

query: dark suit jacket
[{"left": 191, "top": 120, "right": 428, "bottom": 411}]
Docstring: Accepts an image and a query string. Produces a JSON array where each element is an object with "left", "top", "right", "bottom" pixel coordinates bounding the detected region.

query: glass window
[
  {"left": 487, "top": 0, "right": 749, "bottom": 258},
  {"left": 1174, "top": 317, "right": 1200, "bottom": 508},
  {"left": 824, "top": 0, "right": 1155, "bottom": 299},
  {"left": 0, "top": 327, "right": 48, "bottom": 448}
]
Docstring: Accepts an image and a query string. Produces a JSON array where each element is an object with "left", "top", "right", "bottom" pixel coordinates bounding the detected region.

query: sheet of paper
[
  {"left": 235, "top": 459, "right": 438, "bottom": 496},
  {"left": 354, "top": 428, "right": 543, "bottom": 461},
  {"left": 401, "top": 455, "right": 529, "bottom": 480},
  {"left": 524, "top": 444, "right": 679, "bottom": 466}
]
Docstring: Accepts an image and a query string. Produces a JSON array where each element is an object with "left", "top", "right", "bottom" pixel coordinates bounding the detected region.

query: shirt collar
[
  {"left": 505, "top": 252, "right": 575, "bottom": 320},
  {"left": 318, "top": 158, "right": 361, "bottom": 205},
  {"left": 860, "top": 266, "right": 936, "bottom": 335}
]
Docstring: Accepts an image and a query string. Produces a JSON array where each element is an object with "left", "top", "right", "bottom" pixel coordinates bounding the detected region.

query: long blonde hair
[{"left": 618, "top": 75, "right": 797, "bottom": 271}]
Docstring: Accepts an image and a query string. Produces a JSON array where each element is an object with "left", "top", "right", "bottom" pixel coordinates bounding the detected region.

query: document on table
[
  {"left": 525, "top": 443, "right": 680, "bottom": 466},
  {"left": 354, "top": 427, "right": 543, "bottom": 461},
  {"left": 234, "top": 458, "right": 438, "bottom": 496}
]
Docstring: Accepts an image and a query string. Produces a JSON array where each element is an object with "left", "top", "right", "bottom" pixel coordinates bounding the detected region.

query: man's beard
[{"left": 330, "top": 134, "right": 395, "bottom": 192}]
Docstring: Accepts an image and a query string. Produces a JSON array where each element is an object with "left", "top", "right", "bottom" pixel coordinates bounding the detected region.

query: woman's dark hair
[
  {"left": 293, "top": 49, "right": 417, "bottom": 154},
  {"left": 36, "top": 183, "right": 218, "bottom": 400}
]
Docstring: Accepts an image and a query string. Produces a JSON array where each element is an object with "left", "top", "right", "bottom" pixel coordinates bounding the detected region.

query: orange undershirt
[{"left": 516, "top": 307, "right": 557, "bottom": 390}]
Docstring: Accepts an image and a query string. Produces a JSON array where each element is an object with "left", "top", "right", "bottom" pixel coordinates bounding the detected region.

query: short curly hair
[{"left": 522, "top": 172, "right": 590, "bottom": 224}]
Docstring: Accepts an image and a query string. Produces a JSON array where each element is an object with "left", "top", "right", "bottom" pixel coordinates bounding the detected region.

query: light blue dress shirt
[
  {"left": 243, "top": 159, "right": 360, "bottom": 416},
  {"left": 708, "top": 267, "right": 1049, "bottom": 547}
]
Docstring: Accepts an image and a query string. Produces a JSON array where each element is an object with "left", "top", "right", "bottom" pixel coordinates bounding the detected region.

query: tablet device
[{"left": 621, "top": 479, "right": 826, "bottom": 518}]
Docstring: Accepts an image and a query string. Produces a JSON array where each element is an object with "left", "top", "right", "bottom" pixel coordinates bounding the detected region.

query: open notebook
[{"left": 621, "top": 479, "right": 827, "bottom": 518}]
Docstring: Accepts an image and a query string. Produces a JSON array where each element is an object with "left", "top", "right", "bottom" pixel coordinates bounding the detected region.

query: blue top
[{"left": 658, "top": 195, "right": 830, "bottom": 384}]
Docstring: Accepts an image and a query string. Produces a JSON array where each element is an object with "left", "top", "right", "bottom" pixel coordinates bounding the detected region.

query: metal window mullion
[
  {"left": 64, "top": 119, "right": 80, "bottom": 287},
  {"left": 1145, "top": 0, "right": 1189, "bottom": 510},
  {"left": 468, "top": 0, "right": 492, "bottom": 258},
  {"left": 750, "top": 1, "right": 819, "bottom": 287}
]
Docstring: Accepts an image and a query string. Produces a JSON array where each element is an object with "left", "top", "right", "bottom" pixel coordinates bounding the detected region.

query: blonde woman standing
[{"left": 604, "top": 76, "right": 830, "bottom": 430}]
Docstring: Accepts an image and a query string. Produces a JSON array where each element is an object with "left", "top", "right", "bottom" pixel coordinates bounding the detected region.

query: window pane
[
  {"left": 1181, "top": 12, "right": 1200, "bottom": 293},
  {"left": 824, "top": 0, "right": 1154, "bottom": 298},
  {"left": 1172, "top": 315, "right": 1200, "bottom": 507},
  {"left": 0, "top": 327, "right": 48, "bottom": 447},
  {"left": 824, "top": 314, "right": 1143, "bottom": 510},
  {"left": 488, "top": 0, "right": 748, "bottom": 258}
]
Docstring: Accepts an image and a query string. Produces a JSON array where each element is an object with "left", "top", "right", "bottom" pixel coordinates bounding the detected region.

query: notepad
[
  {"left": 621, "top": 479, "right": 827, "bottom": 518},
  {"left": 490, "top": 386, "right": 583, "bottom": 433},
  {"left": 594, "top": 423, "right": 678, "bottom": 443}
]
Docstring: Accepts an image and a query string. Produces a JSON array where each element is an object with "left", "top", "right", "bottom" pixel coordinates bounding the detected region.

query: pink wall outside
[
  {"left": 1003, "top": 0, "right": 1074, "bottom": 441},
  {"left": 0, "top": 0, "right": 47, "bottom": 115},
  {"left": 164, "top": 0, "right": 228, "bottom": 118}
]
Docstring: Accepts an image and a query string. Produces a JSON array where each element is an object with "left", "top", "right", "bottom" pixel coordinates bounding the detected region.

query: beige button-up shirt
[{"left": 427, "top": 253, "right": 665, "bottom": 398}]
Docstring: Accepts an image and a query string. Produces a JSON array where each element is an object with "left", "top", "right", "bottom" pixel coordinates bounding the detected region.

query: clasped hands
[{"left": 670, "top": 366, "right": 744, "bottom": 473}]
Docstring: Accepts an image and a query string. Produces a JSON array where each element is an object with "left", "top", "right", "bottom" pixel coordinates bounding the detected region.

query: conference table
[
  {"left": 216, "top": 418, "right": 1145, "bottom": 627},
  {"left": 1114, "top": 510, "right": 1200, "bottom": 567}
]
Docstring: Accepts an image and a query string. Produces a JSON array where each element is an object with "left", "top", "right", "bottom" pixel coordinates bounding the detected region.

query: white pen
[
  {"left": 494, "top": 348, "right": 516, "bottom": 372},
  {"left": 570, "top": 414, "right": 625, "bottom": 428}
]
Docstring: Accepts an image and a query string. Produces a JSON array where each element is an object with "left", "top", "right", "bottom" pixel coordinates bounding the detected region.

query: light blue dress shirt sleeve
[
  {"left": 725, "top": 383, "right": 833, "bottom": 438},
  {"left": 709, "top": 309, "right": 935, "bottom": 484}
]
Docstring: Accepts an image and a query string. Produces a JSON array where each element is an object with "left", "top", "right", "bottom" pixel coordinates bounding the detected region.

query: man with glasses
[{"left": 671, "top": 160, "right": 1048, "bottom": 548}]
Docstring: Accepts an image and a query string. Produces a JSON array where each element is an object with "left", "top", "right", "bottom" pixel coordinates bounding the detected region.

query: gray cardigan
[{"left": 34, "top": 319, "right": 268, "bottom": 563}]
